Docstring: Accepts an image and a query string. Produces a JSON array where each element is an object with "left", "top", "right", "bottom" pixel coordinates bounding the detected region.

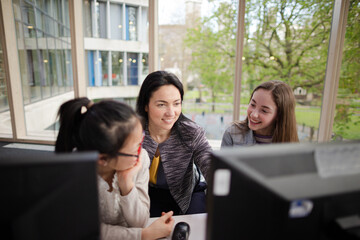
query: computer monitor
[
  {"left": 206, "top": 141, "right": 360, "bottom": 240},
  {"left": 0, "top": 151, "right": 100, "bottom": 240}
]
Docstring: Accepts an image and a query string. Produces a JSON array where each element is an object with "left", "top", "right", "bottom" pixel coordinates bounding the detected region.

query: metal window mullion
[
  {"left": 122, "top": 3, "right": 126, "bottom": 40},
  {"left": 149, "top": 0, "right": 158, "bottom": 72},
  {"left": 68, "top": 0, "right": 87, "bottom": 97},
  {"left": 233, "top": 0, "right": 246, "bottom": 121},
  {"left": 0, "top": 0, "right": 27, "bottom": 139},
  {"left": 106, "top": 0, "right": 110, "bottom": 39},
  {"left": 318, "top": 0, "right": 350, "bottom": 142}
]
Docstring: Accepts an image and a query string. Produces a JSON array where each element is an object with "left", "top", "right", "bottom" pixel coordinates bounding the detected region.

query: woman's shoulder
[
  {"left": 223, "top": 122, "right": 255, "bottom": 146},
  {"left": 225, "top": 122, "right": 248, "bottom": 134}
]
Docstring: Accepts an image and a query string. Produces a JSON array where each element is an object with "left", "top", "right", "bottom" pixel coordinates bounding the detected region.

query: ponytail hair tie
[{"left": 81, "top": 101, "right": 95, "bottom": 114}]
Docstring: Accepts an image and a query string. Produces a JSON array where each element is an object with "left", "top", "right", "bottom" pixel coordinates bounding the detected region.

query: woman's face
[
  {"left": 146, "top": 84, "right": 182, "bottom": 133},
  {"left": 247, "top": 89, "right": 277, "bottom": 136},
  {"left": 108, "top": 120, "right": 144, "bottom": 171}
]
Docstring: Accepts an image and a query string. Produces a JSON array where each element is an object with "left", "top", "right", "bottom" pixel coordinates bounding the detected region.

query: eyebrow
[{"left": 155, "top": 99, "right": 181, "bottom": 103}]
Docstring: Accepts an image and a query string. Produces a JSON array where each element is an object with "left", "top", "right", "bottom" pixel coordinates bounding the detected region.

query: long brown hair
[{"left": 235, "top": 80, "right": 299, "bottom": 143}]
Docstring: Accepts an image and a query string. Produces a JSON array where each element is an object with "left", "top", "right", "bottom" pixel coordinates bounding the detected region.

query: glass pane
[
  {"left": 111, "top": 51, "right": 124, "bottom": 86},
  {"left": 332, "top": 1, "right": 360, "bottom": 141},
  {"left": 161, "top": 0, "right": 237, "bottom": 144},
  {"left": 141, "top": 53, "right": 148, "bottom": 81},
  {"left": 244, "top": 0, "right": 333, "bottom": 142},
  {"left": 87, "top": 50, "right": 96, "bottom": 86},
  {"left": 96, "top": 1, "right": 107, "bottom": 38},
  {"left": 0, "top": 29, "right": 13, "bottom": 137},
  {"left": 41, "top": 48, "right": 51, "bottom": 98},
  {"left": 127, "top": 6, "right": 137, "bottom": 41},
  {"left": 127, "top": 52, "right": 138, "bottom": 85},
  {"left": 100, "top": 51, "right": 109, "bottom": 86},
  {"left": 110, "top": 3, "right": 123, "bottom": 40},
  {"left": 83, "top": 0, "right": 93, "bottom": 37}
]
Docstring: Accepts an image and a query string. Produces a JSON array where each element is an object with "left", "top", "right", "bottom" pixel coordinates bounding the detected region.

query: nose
[
  {"left": 165, "top": 105, "right": 175, "bottom": 116},
  {"left": 251, "top": 109, "right": 259, "bottom": 118}
]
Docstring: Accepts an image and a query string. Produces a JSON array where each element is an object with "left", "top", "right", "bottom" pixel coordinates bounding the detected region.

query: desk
[{"left": 146, "top": 213, "right": 207, "bottom": 240}]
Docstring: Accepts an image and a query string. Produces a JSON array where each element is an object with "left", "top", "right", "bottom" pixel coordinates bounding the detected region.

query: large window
[
  {"left": 243, "top": 0, "right": 333, "bottom": 142},
  {"left": 333, "top": 1, "right": 360, "bottom": 141},
  {"left": 160, "top": 0, "right": 237, "bottom": 141},
  {"left": 0, "top": 27, "right": 12, "bottom": 138},
  {"left": 12, "top": 0, "right": 73, "bottom": 138},
  {"left": 0, "top": 0, "right": 356, "bottom": 144}
]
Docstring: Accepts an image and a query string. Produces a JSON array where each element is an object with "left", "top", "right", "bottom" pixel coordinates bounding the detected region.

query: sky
[{"left": 158, "top": 0, "right": 213, "bottom": 25}]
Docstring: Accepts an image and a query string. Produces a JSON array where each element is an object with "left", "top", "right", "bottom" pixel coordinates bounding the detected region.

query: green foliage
[
  {"left": 184, "top": 2, "right": 237, "bottom": 110},
  {"left": 244, "top": 0, "right": 333, "bottom": 92}
]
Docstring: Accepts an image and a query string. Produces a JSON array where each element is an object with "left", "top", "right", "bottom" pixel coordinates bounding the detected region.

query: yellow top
[{"left": 149, "top": 155, "right": 160, "bottom": 184}]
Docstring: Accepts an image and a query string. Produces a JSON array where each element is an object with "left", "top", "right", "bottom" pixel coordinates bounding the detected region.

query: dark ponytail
[
  {"left": 55, "top": 97, "right": 142, "bottom": 156},
  {"left": 55, "top": 97, "right": 91, "bottom": 152}
]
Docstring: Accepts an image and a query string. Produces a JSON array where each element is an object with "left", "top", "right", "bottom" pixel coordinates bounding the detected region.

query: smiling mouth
[
  {"left": 162, "top": 118, "right": 174, "bottom": 123},
  {"left": 249, "top": 119, "right": 261, "bottom": 124}
]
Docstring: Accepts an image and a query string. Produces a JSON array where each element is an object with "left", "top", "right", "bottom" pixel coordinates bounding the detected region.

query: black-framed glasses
[{"left": 116, "top": 131, "right": 145, "bottom": 159}]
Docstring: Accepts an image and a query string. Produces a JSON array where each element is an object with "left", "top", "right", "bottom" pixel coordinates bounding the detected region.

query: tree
[
  {"left": 244, "top": 0, "right": 333, "bottom": 93},
  {"left": 185, "top": 2, "right": 237, "bottom": 111}
]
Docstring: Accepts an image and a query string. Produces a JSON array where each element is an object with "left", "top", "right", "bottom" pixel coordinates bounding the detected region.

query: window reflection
[
  {"left": 12, "top": 0, "right": 73, "bottom": 138},
  {"left": 0, "top": 27, "right": 13, "bottom": 137},
  {"left": 111, "top": 51, "right": 124, "bottom": 86}
]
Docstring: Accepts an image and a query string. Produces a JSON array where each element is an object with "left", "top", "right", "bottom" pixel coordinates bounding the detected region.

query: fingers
[
  {"left": 162, "top": 211, "right": 174, "bottom": 218},
  {"left": 161, "top": 211, "right": 174, "bottom": 224}
]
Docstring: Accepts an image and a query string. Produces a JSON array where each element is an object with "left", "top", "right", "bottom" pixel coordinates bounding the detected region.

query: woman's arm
[{"left": 119, "top": 149, "right": 151, "bottom": 228}]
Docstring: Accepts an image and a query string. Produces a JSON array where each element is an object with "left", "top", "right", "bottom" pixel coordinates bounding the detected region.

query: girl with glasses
[{"left": 55, "top": 98, "right": 174, "bottom": 240}]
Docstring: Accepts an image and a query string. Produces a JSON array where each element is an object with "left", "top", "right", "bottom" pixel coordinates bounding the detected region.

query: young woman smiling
[
  {"left": 221, "top": 80, "right": 299, "bottom": 147},
  {"left": 136, "top": 71, "right": 212, "bottom": 217}
]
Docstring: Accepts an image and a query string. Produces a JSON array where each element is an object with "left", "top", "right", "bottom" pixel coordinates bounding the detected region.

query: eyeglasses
[{"left": 116, "top": 131, "right": 145, "bottom": 159}]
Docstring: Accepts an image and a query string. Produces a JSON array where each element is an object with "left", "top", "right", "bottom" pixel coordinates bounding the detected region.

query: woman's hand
[
  {"left": 141, "top": 211, "right": 175, "bottom": 240},
  {"left": 116, "top": 157, "right": 143, "bottom": 196}
]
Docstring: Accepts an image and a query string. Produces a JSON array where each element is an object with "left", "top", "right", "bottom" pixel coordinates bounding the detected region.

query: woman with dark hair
[
  {"left": 221, "top": 80, "right": 299, "bottom": 147},
  {"left": 136, "top": 71, "right": 212, "bottom": 217},
  {"left": 55, "top": 97, "right": 174, "bottom": 240}
]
